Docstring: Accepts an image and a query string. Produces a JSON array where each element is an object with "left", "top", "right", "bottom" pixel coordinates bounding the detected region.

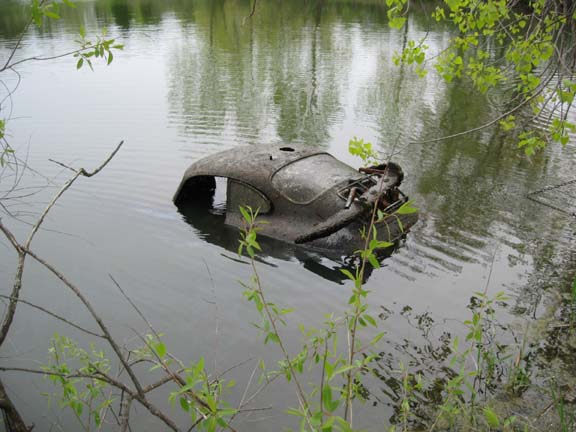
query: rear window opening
[
  {"left": 176, "top": 176, "right": 271, "bottom": 215},
  {"left": 175, "top": 175, "right": 223, "bottom": 215}
]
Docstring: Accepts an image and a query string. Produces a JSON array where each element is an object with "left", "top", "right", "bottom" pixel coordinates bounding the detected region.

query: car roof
[{"left": 174, "top": 145, "right": 360, "bottom": 201}]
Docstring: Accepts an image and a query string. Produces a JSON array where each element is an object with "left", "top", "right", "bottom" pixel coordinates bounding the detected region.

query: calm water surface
[{"left": 0, "top": 0, "right": 574, "bottom": 430}]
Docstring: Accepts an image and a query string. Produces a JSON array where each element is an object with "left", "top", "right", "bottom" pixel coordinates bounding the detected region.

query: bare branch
[
  {"left": 248, "top": 0, "right": 258, "bottom": 19},
  {"left": 0, "top": 141, "right": 124, "bottom": 347},
  {"left": 48, "top": 158, "right": 79, "bottom": 173},
  {"left": 79, "top": 141, "right": 124, "bottom": 177},
  {"left": 0, "top": 366, "right": 181, "bottom": 432},
  {"left": 0, "top": 221, "right": 22, "bottom": 252},
  {"left": 1, "top": 17, "right": 34, "bottom": 72},
  {"left": 0, "top": 294, "right": 103, "bottom": 338},
  {"left": 119, "top": 396, "right": 133, "bottom": 432},
  {"left": 0, "top": 378, "right": 31, "bottom": 432},
  {"left": 3, "top": 45, "right": 108, "bottom": 73},
  {"left": 109, "top": 274, "right": 159, "bottom": 340}
]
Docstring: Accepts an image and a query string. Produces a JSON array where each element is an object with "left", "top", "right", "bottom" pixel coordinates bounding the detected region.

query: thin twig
[
  {"left": 248, "top": 0, "right": 258, "bottom": 19},
  {"left": 1, "top": 16, "right": 34, "bottom": 72},
  {"left": 0, "top": 294, "right": 103, "bottom": 338}
]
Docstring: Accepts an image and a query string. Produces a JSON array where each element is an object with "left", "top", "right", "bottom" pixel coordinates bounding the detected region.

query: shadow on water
[{"left": 174, "top": 187, "right": 411, "bottom": 285}]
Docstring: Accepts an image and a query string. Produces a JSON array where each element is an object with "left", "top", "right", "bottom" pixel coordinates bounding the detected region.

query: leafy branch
[{"left": 389, "top": 0, "right": 576, "bottom": 154}]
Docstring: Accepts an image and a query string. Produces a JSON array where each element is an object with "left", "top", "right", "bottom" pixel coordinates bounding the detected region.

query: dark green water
[{"left": 0, "top": 0, "right": 574, "bottom": 430}]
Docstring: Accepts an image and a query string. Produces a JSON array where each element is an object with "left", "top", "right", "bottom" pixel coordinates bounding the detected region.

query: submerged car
[{"left": 173, "top": 145, "right": 417, "bottom": 256}]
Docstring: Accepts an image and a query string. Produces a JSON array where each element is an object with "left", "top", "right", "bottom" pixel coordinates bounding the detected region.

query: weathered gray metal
[{"left": 173, "top": 145, "right": 417, "bottom": 254}]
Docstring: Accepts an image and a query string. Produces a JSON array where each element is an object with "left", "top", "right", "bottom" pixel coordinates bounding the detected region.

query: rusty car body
[{"left": 173, "top": 145, "right": 417, "bottom": 256}]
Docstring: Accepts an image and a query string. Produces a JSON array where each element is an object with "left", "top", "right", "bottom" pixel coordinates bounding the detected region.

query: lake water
[{"left": 0, "top": 0, "right": 575, "bottom": 430}]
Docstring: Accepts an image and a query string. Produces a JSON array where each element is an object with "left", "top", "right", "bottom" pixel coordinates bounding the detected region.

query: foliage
[
  {"left": 0, "top": 119, "right": 14, "bottom": 168},
  {"left": 129, "top": 333, "right": 238, "bottom": 431},
  {"left": 43, "top": 334, "right": 114, "bottom": 430},
  {"left": 74, "top": 26, "right": 124, "bottom": 71},
  {"left": 42, "top": 330, "right": 238, "bottom": 431},
  {"left": 168, "top": 357, "right": 238, "bottom": 431},
  {"left": 392, "top": 39, "right": 428, "bottom": 78},
  {"left": 387, "top": 0, "right": 576, "bottom": 154},
  {"left": 348, "top": 137, "right": 379, "bottom": 166}
]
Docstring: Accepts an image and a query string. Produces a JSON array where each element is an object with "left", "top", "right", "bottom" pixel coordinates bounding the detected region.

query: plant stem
[
  {"left": 344, "top": 176, "right": 387, "bottom": 422},
  {"left": 249, "top": 259, "right": 312, "bottom": 421}
]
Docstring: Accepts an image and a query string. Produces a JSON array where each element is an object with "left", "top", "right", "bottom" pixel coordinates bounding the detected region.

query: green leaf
[
  {"left": 368, "top": 254, "right": 380, "bottom": 269},
  {"left": 389, "top": 16, "right": 407, "bottom": 29},
  {"left": 285, "top": 408, "right": 305, "bottom": 417},
  {"left": 363, "top": 314, "right": 377, "bottom": 327},
  {"left": 396, "top": 200, "right": 418, "bottom": 215},
  {"left": 154, "top": 342, "right": 166, "bottom": 358},
  {"left": 43, "top": 10, "right": 60, "bottom": 20},
  {"left": 370, "top": 331, "right": 385, "bottom": 345},
  {"left": 340, "top": 269, "right": 357, "bottom": 282},
  {"left": 107, "top": 51, "right": 114, "bottom": 65},
  {"left": 484, "top": 406, "right": 500, "bottom": 429},
  {"left": 31, "top": 0, "right": 43, "bottom": 27},
  {"left": 216, "top": 417, "right": 228, "bottom": 428},
  {"left": 179, "top": 397, "right": 190, "bottom": 412},
  {"left": 322, "top": 385, "right": 333, "bottom": 410},
  {"left": 333, "top": 364, "right": 355, "bottom": 376},
  {"left": 195, "top": 356, "right": 205, "bottom": 375},
  {"left": 369, "top": 239, "right": 394, "bottom": 250},
  {"left": 94, "top": 411, "right": 101, "bottom": 426},
  {"left": 348, "top": 137, "right": 377, "bottom": 164},
  {"left": 239, "top": 206, "right": 251, "bottom": 224},
  {"left": 76, "top": 57, "right": 83, "bottom": 70},
  {"left": 74, "top": 401, "right": 83, "bottom": 416},
  {"left": 266, "top": 332, "right": 280, "bottom": 345}
]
